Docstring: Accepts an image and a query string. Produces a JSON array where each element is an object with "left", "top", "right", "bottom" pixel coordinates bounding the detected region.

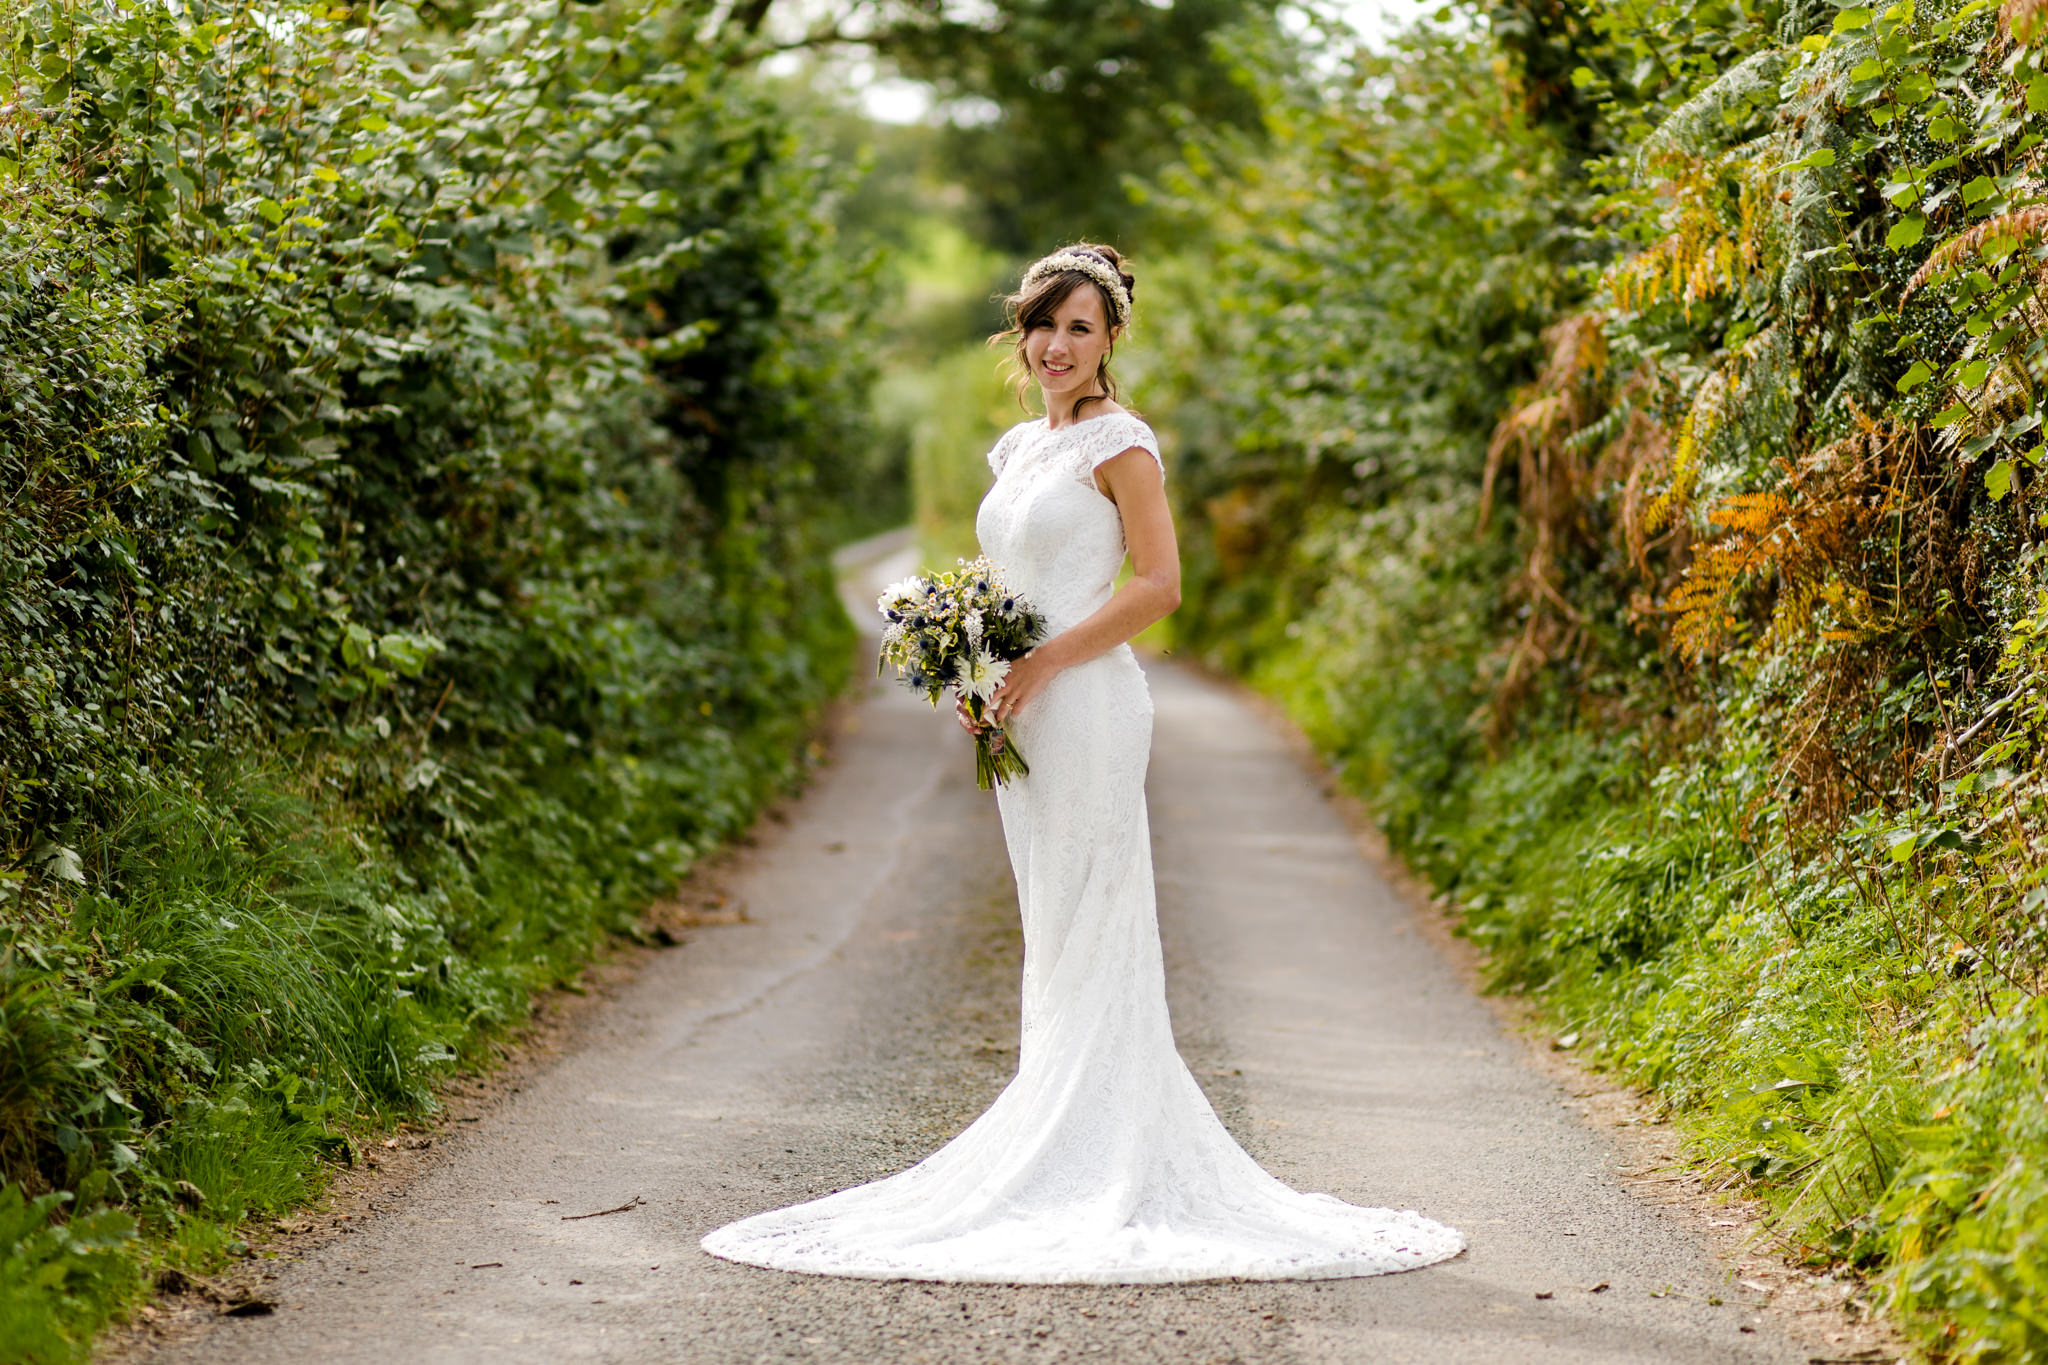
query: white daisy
[
  {"left": 959, "top": 649, "right": 1010, "bottom": 702},
  {"left": 878, "top": 576, "right": 926, "bottom": 612}
]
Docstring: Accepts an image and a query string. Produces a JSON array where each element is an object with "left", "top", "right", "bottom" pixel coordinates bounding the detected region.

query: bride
[{"left": 700, "top": 244, "right": 1464, "bottom": 1284}]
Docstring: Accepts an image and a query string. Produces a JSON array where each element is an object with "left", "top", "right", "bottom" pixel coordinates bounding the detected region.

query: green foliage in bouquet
[{"left": 877, "top": 558, "right": 1046, "bottom": 789}]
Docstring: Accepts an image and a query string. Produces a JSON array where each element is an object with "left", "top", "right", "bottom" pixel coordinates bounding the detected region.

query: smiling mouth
[{"left": 1042, "top": 361, "right": 1074, "bottom": 375}]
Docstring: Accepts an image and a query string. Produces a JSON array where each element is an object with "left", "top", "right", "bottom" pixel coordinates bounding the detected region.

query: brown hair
[{"left": 991, "top": 243, "right": 1136, "bottom": 419}]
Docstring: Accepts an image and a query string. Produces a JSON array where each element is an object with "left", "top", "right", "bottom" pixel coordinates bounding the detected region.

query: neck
[{"left": 1043, "top": 387, "right": 1108, "bottom": 430}]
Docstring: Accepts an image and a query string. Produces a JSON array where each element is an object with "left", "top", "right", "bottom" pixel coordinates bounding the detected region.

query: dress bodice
[{"left": 974, "top": 411, "right": 1164, "bottom": 634}]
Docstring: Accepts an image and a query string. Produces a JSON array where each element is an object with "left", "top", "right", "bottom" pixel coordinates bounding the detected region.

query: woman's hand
[
  {"left": 954, "top": 696, "right": 984, "bottom": 736},
  {"left": 986, "top": 650, "right": 1062, "bottom": 728}
]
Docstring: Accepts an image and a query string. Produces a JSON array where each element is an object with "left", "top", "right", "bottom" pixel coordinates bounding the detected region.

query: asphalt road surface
[{"left": 148, "top": 533, "right": 1805, "bottom": 1364}]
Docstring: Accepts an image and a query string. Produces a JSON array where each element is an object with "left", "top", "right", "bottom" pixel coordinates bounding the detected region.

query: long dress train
[{"left": 699, "top": 410, "right": 1464, "bottom": 1283}]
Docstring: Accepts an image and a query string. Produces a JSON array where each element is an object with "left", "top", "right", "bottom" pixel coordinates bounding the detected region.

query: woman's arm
[{"left": 967, "top": 447, "right": 1180, "bottom": 732}]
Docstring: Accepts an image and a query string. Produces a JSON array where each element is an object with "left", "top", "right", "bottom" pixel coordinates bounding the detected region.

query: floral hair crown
[{"left": 1020, "top": 249, "right": 1132, "bottom": 327}]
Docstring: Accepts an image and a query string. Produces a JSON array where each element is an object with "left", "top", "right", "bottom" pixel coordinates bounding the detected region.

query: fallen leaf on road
[
  {"left": 219, "top": 1298, "right": 275, "bottom": 1317},
  {"left": 471, "top": 1262, "right": 504, "bottom": 1269},
  {"left": 1534, "top": 1291, "right": 1554, "bottom": 1300},
  {"left": 1588, "top": 1282, "right": 1610, "bottom": 1293}
]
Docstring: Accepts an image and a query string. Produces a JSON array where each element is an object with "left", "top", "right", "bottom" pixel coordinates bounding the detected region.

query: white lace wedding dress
[{"left": 700, "top": 410, "right": 1465, "bottom": 1283}]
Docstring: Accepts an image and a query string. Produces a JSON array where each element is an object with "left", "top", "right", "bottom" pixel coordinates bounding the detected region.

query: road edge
[
  {"left": 1154, "top": 648, "right": 1906, "bottom": 1365},
  {"left": 95, "top": 566, "right": 903, "bottom": 1365}
]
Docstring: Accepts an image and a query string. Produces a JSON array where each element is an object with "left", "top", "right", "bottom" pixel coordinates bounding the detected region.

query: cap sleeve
[
  {"left": 1081, "top": 413, "right": 1163, "bottom": 475},
  {"left": 986, "top": 423, "right": 1030, "bottom": 477}
]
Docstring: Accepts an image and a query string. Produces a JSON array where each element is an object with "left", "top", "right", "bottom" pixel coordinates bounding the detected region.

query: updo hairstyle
[{"left": 992, "top": 243, "right": 1136, "bottom": 419}]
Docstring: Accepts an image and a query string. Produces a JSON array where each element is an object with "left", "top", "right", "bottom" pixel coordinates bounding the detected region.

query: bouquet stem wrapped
[
  {"left": 957, "top": 693, "right": 1025, "bottom": 790},
  {"left": 877, "top": 557, "right": 1046, "bottom": 791}
]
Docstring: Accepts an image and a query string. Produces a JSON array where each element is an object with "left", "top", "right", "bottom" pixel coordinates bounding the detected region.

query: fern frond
[
  {"left": 1644, "top": 368, "right": 1730, "bottom": 535},
  {"left": 1903, "top": 204, "right": 2048, "bottom": 299}
]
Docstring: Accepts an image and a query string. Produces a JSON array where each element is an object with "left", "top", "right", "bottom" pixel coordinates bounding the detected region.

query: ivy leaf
[
  {"left": 376, "top": 631, "right": 445, "bottom": 677},
  {"left": 1887, "top": 214, "right": 1925, "bottom": 249},
  {"left": 1898, "top": 359, "right": 1935, "bottom": 392}
]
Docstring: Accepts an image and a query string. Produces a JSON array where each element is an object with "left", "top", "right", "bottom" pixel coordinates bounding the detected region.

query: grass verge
[
  {"left": 0, "top": 609, "right": 851, "bottom": 1364},
  {"left": 1229, "top": 543, "right": 2048, "bottom": 1361}
]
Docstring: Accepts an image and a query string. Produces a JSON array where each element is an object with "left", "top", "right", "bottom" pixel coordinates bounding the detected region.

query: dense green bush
[
  {"left": 0, "top": 0, "right": 874, "bottom": 1356},
  {"left": 1133, "top": 0, "right": 2048, "bottom": 1356}
]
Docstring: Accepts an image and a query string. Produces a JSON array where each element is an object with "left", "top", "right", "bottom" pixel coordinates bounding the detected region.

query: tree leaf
[{"left": 1986, "top": 457, "right": 2016, "bottom": 499}]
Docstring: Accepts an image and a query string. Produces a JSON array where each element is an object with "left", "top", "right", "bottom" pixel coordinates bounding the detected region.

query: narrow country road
[{"left": 146, "top": 534, "right": 1806, "bottom": 1365}]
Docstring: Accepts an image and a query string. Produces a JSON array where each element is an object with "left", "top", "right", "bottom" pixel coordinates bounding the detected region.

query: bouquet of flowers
[{"left": 877, "top": 556, "right": 1047, "bottom": 790}]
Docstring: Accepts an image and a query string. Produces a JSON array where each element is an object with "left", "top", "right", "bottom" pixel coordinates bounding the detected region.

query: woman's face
[{"left": 1023, "top": 284, "right": 1117, "bottom": 405}]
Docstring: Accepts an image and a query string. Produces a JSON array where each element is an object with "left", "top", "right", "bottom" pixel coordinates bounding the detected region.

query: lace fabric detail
[
  {"left": 699, "top": 410, "right": 1465, "bottom": 1284},
  {"left": 987, "top": 411, "right": 1163, "bottom": 485}
]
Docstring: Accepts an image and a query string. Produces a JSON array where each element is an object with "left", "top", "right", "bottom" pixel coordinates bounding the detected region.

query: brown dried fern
[{"left": 2004, "top": 0, "right": 2048, "bottom": 45}]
